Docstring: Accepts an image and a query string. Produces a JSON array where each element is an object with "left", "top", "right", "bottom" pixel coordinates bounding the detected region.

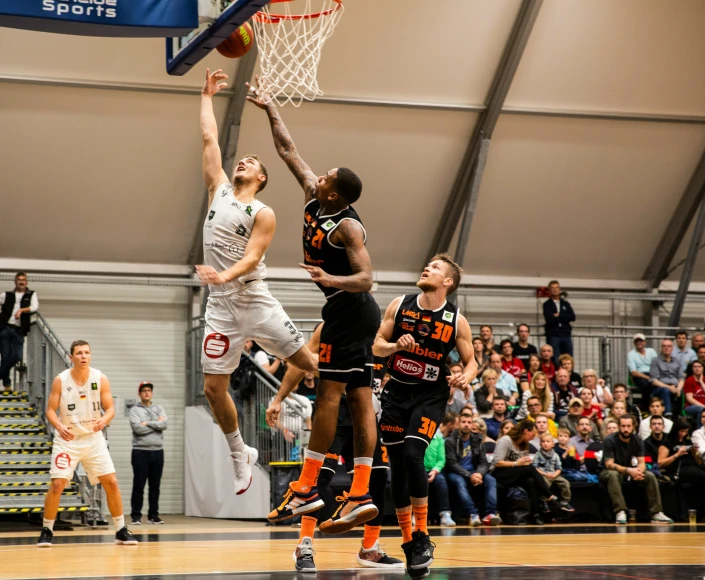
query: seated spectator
[
  {"left": 525, "top": 398, "right": 558, "bottom": 437},
  {"left": 599, "top": 416, "right": 673, "bottom": 524},
  {"left": 516, "top": 372, "right": 555, "bottom": 420},
  {"left": 472, "top": 416, "right": 494, "bottom": 443},
  {"left": 254, "top": 345, "right": 284, "bottom": 377},
  {"left": 297, "top": 372, "right": 317, "bottom": 404},
  {"left": 450, "top": 362, "right": 474, "bottom": 408},
  {"left": 499, "top": 419, "right": 515, "bottom": 439},
  {"left": 490, "top": 419, "right": 558, "bottom": 525},
  {"left": 693, "top": 332, "right": 705, "bottom": 353},
  {"left": 555, "top": 427, "right": 589, "bottom": 482},
  {"left": 426, "top": 414, "right": 455, "bottom": 527},
  {"left": 648, "top": 338, "right": 684, "bottom": 418},
  {"left": 685, "top": 344, "right": 705, "bottom": 377},
  {"left": 580, "top": 386, "right": 603, "bottom": 430},
  {"left": 270, "top": 382, "right": 312, "bottom": 460},
  {"left": 500, "top": 339, "right": 525, "bottom": 383},
  {"left": 446, "top": 383, "right": 466, "bottom": 415},
  {"left": 603, "top": 402, "right": 628, "bottom": 437},
  {"left": 691, "top": 408, "right": 705, "bottom": 458},
  {"left": 569, "top": 416, "right": 597, "bottom": 457},
  {"left": 530, "top": 413, "right": 557, "bottom": 449},
  {"left": 533, "top": 433, "right": 575, "bottom": 513},
  {"left": 485, "top": 397, "right": 515, "bottom": 441},
  {"left": 657, "top": 417, "right": 705, "bottom": 486},
  {"left": 552, "top": 368, "right": 579, "bottom": 419},
  {"left": 445, "top": 413, "right": 502, "bottom": 526},
  {"left": 558, "top": 354, "right": 582, "bottom": 390},
  {"left": 539, "top": 344, "right": 557, "bottom": 383},
  {"left": 644, "top": 415, "right": 668, "bottom": 466},
  {"left": 603, "top": 418, "right": 618, "bottom": 437},
  {"left": 611, "top": 383, "right": 642, "bottom": 426},
  {"left": 673, "top": 330, "right": 697, "bottom": 373},
  {"left": 581, "top": 369, "right": 613, "bottom": 408},
  {"left": 488, "top": 353, "right": 519, "bottom": 406},
  {"left": 627, "top": 333, "right": 658, "bottom": 403},
  {"left": 474, "top": 369, "right": 508, "bottom": 416},
  {"left": 461, "top": 403, "right": 477, "bottom": 417},
  {"left": 683, "top": 360, "right": 705, "bottom": 419},
  {"left": 524, "top": 353, "right": 542, "bottom": 384},
  {"left": 472, "top": 337, "right": 489, "bottom": 385},
  {"left": 512, "top": 323, "right": 538, "bottom": 371},
  {"left": 480, "top": 325, "right": 501, "bottom": 356},
  {"left": 559, "top": 398, "right": 590, "bottom": 438},
  {"left": 638, "top": 397, "right": 674, "bottom": 440}
]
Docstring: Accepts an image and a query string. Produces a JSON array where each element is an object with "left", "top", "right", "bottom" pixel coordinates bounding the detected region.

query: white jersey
[
  {"left": 203, "top": 182, "right": 268, "bottom": 295},
  {"left": 57, "top": 367, "right": 103, "bottom": 438}
]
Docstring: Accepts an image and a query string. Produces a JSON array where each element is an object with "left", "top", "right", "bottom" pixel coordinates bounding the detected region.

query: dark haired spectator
[
  {"left": 599, "top": 415, "right": 673, "bottom": 524},
  {"left": 683, "top": 360, "right": 705, "bottom": 418},
  {"left": 472, "top": 337, "right": 489, "bottom": 385},
  {"left": 488, "top": 354, "right": 518, "bottom": 406},
  {"left": 644, "top": 415, "right": 667, "bottom": 466},
  {"left": 542, "top": 280, "right": 575, "bottom": 364},
  {"left": 559, "top": 398, "right": 590, "bottom": 438},
  {"left": 500, "top": 339, "right": 525, "bottom": 383},
  {"left": 529, "top": 413, "right": 557, "bottom": 448},
  {"left": 0, "top": 272, "right": 39, "bottom": 388},
  {"left": 657, "top": 417, "right": 705, "bottom": 486},
  {"left": 490, "top": 419, "right": 558, "bottom": 525},
  {"left": 524, "top": 400, "right": 558, "bottom": 437},
  {"left": 524, "top": 353, "right": 541, "bottom": 384},
  {"left": 673, "top": 330, "right": 697, "bottom": 373},
  {"left": 485, "top": 397, "right": 514, "bottom": 441},
  {"left": 611, "top": 383, "right": 641, "bottom": 426},
  {"left": 569, "top": 416, "right": 597, "bottom": 456},
  {"left": 552, "top": 368, "right": 578, "bottom": 419},
  {"left": 449, "top": 362, "right": 474, "bottom": 408},
  {"left": 512, "top": 324, "right": 538, "bottom": 371},
  {"left": 686, "top": 344, "right": 705, "bottom": 378},
  {"left": 296, "top": 372, "right": 317, "bottom": 404},
  {"left": 558, "top": 354, "right": 581, "bottom": 390},
  {"left": 648, "top": 339, "right": 683, "bottom": 418},
  {"left": 639, "top": 397, "right": 673, "bottom": 440},
  {"left": 479, "top": 325, "right": 501, "bottom": 356},
  {"left": 425, "top": 414, "right": 455, "bottom": 527},
  {"left": 627, "top": 333, "right": 658, "bottom": 401},
  {"left": 539, "top": 344, "right": 557, "bottom": 383},
  {"left": 446, "top": 382, "right": 466, "bottom": 415},
  {"left": 499, "top": 419, "right": 515, "bottom": 439},
  {"left": 580, "top": 387, "right": 603, "bottom": 431}
]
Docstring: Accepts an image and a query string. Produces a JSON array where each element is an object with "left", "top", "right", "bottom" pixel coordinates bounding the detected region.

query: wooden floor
[{"left": 2, "top": 518, "right": 705, "bottom": 580}]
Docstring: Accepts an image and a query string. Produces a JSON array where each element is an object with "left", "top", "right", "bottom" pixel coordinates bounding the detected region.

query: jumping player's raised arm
[
  {"left": 201, "top": 68, "right": 230, "bottom": 204},
  {"left": 246, "top": 76, "right": 318, "bottom": 202},
  {"left": 453, "top": 314, "right": 478, "bottom": 388},
  {"left": 372, "top": 297, "right": 416, "bottom": 358}
]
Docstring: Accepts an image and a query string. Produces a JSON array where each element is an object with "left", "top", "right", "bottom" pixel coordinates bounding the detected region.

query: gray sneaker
[
  {"left": 650, "top": 512, "right": 673, "bottom": 524},
  {"left": 470, "top": 514, "right": 482, "bottom": 526},
  {"left": 439, "top": 511, "right": 456, "bottom": 527},
  {"left": 615, "top": 510, "right": 627, "bottom": 524}
]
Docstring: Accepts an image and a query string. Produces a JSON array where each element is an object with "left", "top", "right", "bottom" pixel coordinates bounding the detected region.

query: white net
[{"left": 252, "top": 0, "right": 344, "bottom": 107}]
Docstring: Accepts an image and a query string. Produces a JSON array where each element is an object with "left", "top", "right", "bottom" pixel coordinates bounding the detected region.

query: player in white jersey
[
  {"left": 196, "top": 69, "right": 318, "bottom": 495},
  {"left": 37, "top": 340, "right": 137, "bottom": 547}
]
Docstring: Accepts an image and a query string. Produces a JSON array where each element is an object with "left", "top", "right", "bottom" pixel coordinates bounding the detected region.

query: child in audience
[
  {"left": 555, "top": 427, "right": 597, "bottom": 483},
  {"left": 532, "top": 433, "right": 574, "bottom": 512}
]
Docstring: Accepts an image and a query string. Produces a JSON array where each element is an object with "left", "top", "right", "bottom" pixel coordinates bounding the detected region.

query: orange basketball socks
[
  {"left": 349, "top": 457, "right": 373, "bottom": 497},
  {"left": 299, "top": 515, "right": 317, "bottom": 542},
  {"left": 412, "top": 502, "right": 428, "bottom": 534},
  {"left": 292, "top": 449, "right": 325, "bottom": 493},
  {"left": 362, "top": 524, "right": 381, "bottom": 550},
  {"left": 396, "top": 507, "right": 413, "bottom": 543}
]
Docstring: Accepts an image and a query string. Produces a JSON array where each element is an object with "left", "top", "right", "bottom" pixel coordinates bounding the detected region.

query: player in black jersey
[
  {"left": 248, "top": 78, "right": 380, "bottom": 534},
  {"left": 373, "top": 254, "right": 477, "bottom": 578},
  {"left": 267, "top": 325, "right": 403, "bottom": 572}
]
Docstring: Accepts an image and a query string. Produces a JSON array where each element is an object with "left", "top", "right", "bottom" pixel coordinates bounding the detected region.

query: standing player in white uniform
[
  {"left": 37, "top": 340, "right": 136, "bottom": 547},
  {"left": 196, "top": 69, "right": 318, "bottom": 495}
]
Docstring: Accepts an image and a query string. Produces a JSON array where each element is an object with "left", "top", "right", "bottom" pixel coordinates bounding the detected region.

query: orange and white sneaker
[
  {"left": 318, "top": 492, "right": 378, "bottom": 534},
  {"left": 268, "top": 485, "right": 324, "bottom": 523}
]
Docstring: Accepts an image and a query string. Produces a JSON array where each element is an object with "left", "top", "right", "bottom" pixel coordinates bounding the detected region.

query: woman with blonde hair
[
  {"left": 581, "top": 368, "right": 613, "bottom": 408},
  {"left": 471, "top": 416, "right": 494, "bottom": 443},
  {"left": 475, "top": 368, "right": 509, "bottom": 416},
  {"left": 516, "top": 372, "right": 555, "bottom": 420}
]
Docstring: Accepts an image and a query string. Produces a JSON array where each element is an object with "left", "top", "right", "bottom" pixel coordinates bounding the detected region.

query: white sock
[
  {"left": 113, "top": 514, "right": 125, "bottom": 531},
  {"left": 305, "top": 448, "right": 326, "bottom": 462},
  {"left": 225, "top": 429, "right": 246, "bottom": 454},
  {"left": 354, "top": 456, "right": 374, "bottom": 467},
  {"left": 42, "top": 518, "right": 55, "bottom": 531}
]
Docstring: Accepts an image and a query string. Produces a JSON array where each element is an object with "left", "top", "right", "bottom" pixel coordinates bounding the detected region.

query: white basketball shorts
[
  {"left": 50, "top": 432, "right": 115, "bottom": 485},
  {"left": 202, "top": 281, "right": 305, "bottom": 375}
]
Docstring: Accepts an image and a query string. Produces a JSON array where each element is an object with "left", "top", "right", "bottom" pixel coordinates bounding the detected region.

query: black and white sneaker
[
  {"left": 356, "top": 540, "right": 404, "bottom": 568},
  {"left": 293, "top": 536, "right": 317, "bottom": 573},
  {"left": 402, "top": 530, "right": 435, "bottom": 570},
  {"left": 115, "top": 526, "right": 139, "bottom": 545},
  {"left": 131, "top": 518, "right": 141, "bottom": 525},
  {"left": 408, "top": 566, "right": 430, "bottom": 579},
  {"left": 148, "top": 517, "right": 165, "bottom": 524},
  {"left": 37, "top": 527, "right": 53, "bottom": 548}
]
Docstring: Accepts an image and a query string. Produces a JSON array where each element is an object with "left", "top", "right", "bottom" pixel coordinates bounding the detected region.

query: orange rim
[{"left": 254, "top": 0, "right": 342, "bottom": 23}]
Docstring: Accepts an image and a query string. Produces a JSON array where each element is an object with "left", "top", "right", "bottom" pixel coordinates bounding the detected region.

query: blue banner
[{"left": 0, "top": 0, "right": 198, "bottom": 37}]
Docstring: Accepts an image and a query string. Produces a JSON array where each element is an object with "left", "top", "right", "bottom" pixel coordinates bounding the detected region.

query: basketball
[{"left": 216, "top": 23, "right": 255, "bottom": 58}]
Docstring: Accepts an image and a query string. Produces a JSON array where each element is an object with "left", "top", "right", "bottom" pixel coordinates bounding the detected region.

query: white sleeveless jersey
[
  {"left": 58, "top": 367, "right": 103, "bottom": 437},
  {"left": 203, "top": 182, "right": 269, "bottom": 294}
]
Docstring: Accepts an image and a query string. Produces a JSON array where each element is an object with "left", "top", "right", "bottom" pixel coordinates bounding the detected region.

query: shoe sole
[
  {"left": 236, "top": 475, "right": 253, "bottom": 496},
  {"left": 295, "top": 566, "right": 317, "bottom": 573},
  {"left": 440, "top": 523, "right": 456, "bottom": 527},
  {"left": 269, "top": 498, "right": 326, "bottom": 523},
  {"left": 356, "top": 556, "right": 405, "bottom": 569},
  {"left": 318, "top": 504, "right": 379, "bottom": 534},
  {"left": 115, "top": 540, "right": 139, "bottom": 545},
  {"left": 148, "top": 521, "right": 165, "bottom": 524},
  {"left": 484, "top": 516, "right": 502, "bottom": 526},
  {"left": 409, "top": 558, "right": 433, "bottom": 570},
  {"left": 37, "top": 543, "right": 52, "bottom": 548},
  {"left": 651, "top": 520, "right": 673, "bottom": 524},
  {"left": 408, "top": 564, "right": 432, "bottom": 576}
]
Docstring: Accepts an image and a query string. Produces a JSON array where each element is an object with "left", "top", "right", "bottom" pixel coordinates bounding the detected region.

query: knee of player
[
  {"left": 402, "top": 439, "right": 427, "bottom": 465},
  {"left": 100, "top": 473, "right": 119, "bottom": 491},
  {"left": 50, "top": 479, "right": 67, "bottom": 494}
]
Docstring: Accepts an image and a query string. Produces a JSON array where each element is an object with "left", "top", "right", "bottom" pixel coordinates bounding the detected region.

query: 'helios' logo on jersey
[
  {"left": 204, "top": 333, "right": 230, "bottom": 359},
  {"left": 393, "top": 357, "right": 440, "bottom": 381},
  {"left": 208, "top": 210, "right": 216, "bottom": 220}
]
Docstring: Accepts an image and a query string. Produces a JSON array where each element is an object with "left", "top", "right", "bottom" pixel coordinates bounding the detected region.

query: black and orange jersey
[
  {"left": 388, "top": 294, "right": 459, "bottom": 387},
  {"left": 302, "top": 199, "right": 367, "bottom": 299}
]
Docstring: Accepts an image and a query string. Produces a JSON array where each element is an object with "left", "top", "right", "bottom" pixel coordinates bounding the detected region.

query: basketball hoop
[{"left": 252, "top": 0, "right": 343, "bottom": 107}]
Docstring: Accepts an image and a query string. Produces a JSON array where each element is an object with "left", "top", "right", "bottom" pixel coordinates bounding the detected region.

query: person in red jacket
[{"left": 500, "top": 339, "right": 525, "bottom": 381}]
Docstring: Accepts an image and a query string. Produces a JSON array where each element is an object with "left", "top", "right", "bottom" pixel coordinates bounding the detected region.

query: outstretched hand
[
  {"left": 246, "top": 75, "right": 274, "bottom": 109},
  {"left": 195, "top": 265, "right": 228, "bottom": 286},
  {"left": 202, "top": 68, "right": 228, "bottom": 97}
]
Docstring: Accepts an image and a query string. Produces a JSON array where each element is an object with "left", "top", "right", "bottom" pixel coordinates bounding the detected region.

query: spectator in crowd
[
  {"left": 271, "top": 382, "right": 312, "bottom": 458},
  {"left": 488, "top": 353, "right": 519, "bottom": 405},
  {"left": 627, "top": 333, "right": 658, "bottom": 402},
  {"left": 686, "top": 344, "right": 705, "bottom": 377},
  {"left": 472, "top": 417, "right": 494, "bottom": 443},
  {"left": 599, "top": 415, "right": 673, "bottom": 524},
  {"left": 516, "top": 372, "right": 554, "bottom": 420},
  {"left": 639, "top": 397, "right": 673, "bottom": 440},
  {"left": 472, "top": 337, "right": 489, "bottom": 382},
  {"left": 644, "top": 415, "right": 667, "bottom": 465},
  {"left": 649, "top": 339, "right": 684, "bottom": 418},
  {"left": 657, "top": 417, "right": 705, "bottom": 487},
  {"left": 612, "top": 383, "right": 642, "bottom": 426},
  {"left": 425, "top": 414, "right": 455, "bottom": 527},
  {"left": 499, "top": 419, "right": 515, "bottom": 438},
  {"left": 480, "top": 325, "right": 501, "bottom": 356},
  {"left": 450, "top": 362, "right": 474, "bottom": 408},
  {"left": 683, "top": 360, "right": 705, "bottom": 419},
  {"left": 580, "top": 386, "right": 603, "bottom": 431},
  {"left": 490, "top": 420, "right": 559, "bottom": 525},
  {"left": 581, "top": 369, "right": 613, "bottom": 408},
  {"left": 693, "top": 333, "right": 705, "bottom": 352},
  {"left": 525, "top": 402, "right": 558, "bottom": 437},
  {"left": 461, "top": 403, "right": 477, "bottom": 418},
  {"left": 569, "top": 417, "right": 596, "bottom": 456},
  {"left": 604, "top": 401, "right": 628, "bottom": 437},
  {"left": 446, "top": 383, "right": 466, "bottom": 415},
  {"left": 552, "top": 368, "right": 578, "bottom": 419},
  {"left": 525, "top": 353, "right": 542, "bottom": 384},
  {"left": 485, "top": 397, "right": 514, "bottom": 441},
  {"left": 559, "top": 398, "right": 587, "bottom": 438},
  {"left": 445, "top": 414, "right": 502, "bottom": 526},
  {"left": 603, "top": 418, "right": 619, "bottom": 437},
  {"left": 555, "top": 428, "right": 585, "bottom": 481},
  {"left": 296, "top": 372, "right": 317, "bottom": 404},
  {"left": 539, "top": 345, "right": 557, "bottom": 383},
  {"left": 691, "top": 408, "right": 705, "bottom": 458},
  {"left": 500, "top": 339, "right": 525, "bottom": 383},
  {"left": 0, "top": 272, "right": 39, "bottom": 388},
  {"left": 474, "top": 369, "right": 507, "bottom": 416},
  {"left": 440, "top": 412, "right": 459, "bottom": 437},
  {"left": 559, "top": 354, "right": 581, "bottom": 390},
  {"left": 129, "top": 382, "right": 167, "bottom": 525},
  {"left": 253, "top": 344, "right": 287, "bottom": 381},
  {"left": 512, "top": 323, "right": 538, "bottom": 371},
  {"left": 533, "top": 433, "right": 575, "bottom": 513},
  {"left": 673, "top": 330, "right": 697, "bottom": 373},
  {"left": 542, "top": 280, "right": 576, "bottom": 363},
  {"left": 530, "top": 414, "right": 557, "bottom": 448}
]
